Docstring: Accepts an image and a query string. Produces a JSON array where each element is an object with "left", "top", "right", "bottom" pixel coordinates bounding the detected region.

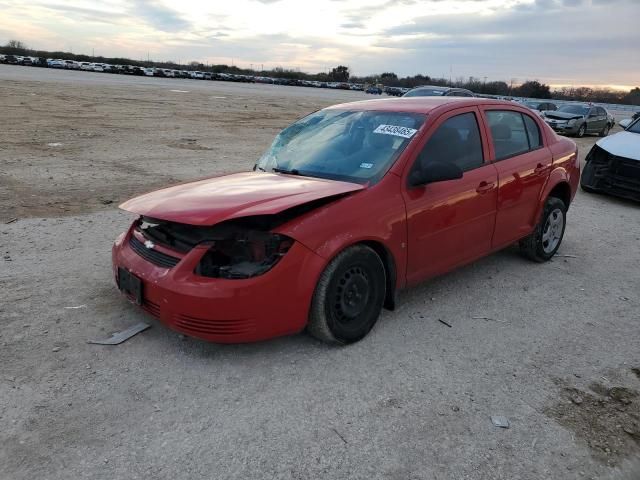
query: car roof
[{"left": 327, "top": 97, "right": 524, "bottom": 114}]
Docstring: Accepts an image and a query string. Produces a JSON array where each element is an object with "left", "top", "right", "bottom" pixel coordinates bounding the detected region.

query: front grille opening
[{"left": 129, "top": 235, "right": 180, "bottom": 268}]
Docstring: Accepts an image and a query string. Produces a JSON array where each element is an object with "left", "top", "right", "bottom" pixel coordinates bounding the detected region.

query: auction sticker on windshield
[{"left": 374, "top": 124, "right": 418, "bottom": 139}]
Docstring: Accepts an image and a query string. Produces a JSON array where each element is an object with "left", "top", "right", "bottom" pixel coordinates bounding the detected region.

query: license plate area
[{"left": 117, "top": 267, "right": 143, "bottom": 305}]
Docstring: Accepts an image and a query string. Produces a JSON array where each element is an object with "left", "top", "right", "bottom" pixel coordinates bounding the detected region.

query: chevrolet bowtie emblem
[{"left": 144, "top": 240, "right": 155, "bottom": 249}]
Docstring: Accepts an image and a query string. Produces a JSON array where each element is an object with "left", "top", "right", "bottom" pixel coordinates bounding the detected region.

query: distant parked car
[
  {"left": 365, "top": 86, "right": 383, "bottom": 94},
  {"left": 63, "top": 60, "right": 79, "bottom": 69},
  {"left": 524, "top": 101, "right": 557, "bottom": 114},
  {"left": 403, "top": 86, "right": 475, "bottom": 98},
  {"left": 48, "top": 59, "right": 65, "bottom": 68},
  {"left": 4, "top": 55, "right": 20, "bottom": 65},
  {"left": 79, "top": 62, "right": 92, "bottom": 70},
  {"left": 543, "top": 104, "right": 613, "bottom": 138},
  {"left": 581, "top": 116, "right": 640, "bottom": 201},
  {"left": 619, "top": 111, "right": 640, "bottom": 129},
  {"left": 385, "top": 87, "right": 404, "bottom": 97},
  {"left": 190, "top": 71, "right": 205, "bottom": 79}
]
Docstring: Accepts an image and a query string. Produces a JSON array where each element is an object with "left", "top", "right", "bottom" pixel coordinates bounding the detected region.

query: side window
[
  {"left": 413, "top": 112, "right": 484, "bottom": 173},
  {"left": 597, "top": 107, "right": 606, "bottom": 116},
  {"left": 522, "top": 114, "right": 542, "bottom": 149},
  {"left": 486, "top": 110, "right": 531, "bottom": 160}
]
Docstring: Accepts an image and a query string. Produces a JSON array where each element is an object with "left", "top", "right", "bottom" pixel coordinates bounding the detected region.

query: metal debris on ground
[
  {"left": 88, "top": 322, "right": 150, "bottom": 345},
  {"left": 47, "top": 142, "right": 63, "bottom": 147},
  {"left": 64, "top": 305, "right": 86, "bottom": 309},
  {"left": 555, "top": 254, "right": 578, "bottom": 258},
  {"left": 5, "top": 218, "right": 18, "bottom": 224},
  {"left": 491, "top": 416, "right": 510, "bottom": 428},
  {"left": 438, "top": 319, "right": 452, "bottom": 328}
]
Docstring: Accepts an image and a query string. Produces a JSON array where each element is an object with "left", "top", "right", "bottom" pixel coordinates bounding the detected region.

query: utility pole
[{"left": 92, "top": 47, "right": 94, "bottom": 57}]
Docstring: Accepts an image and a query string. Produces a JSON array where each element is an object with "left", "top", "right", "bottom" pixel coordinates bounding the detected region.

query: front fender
[{"left": 274, "top": 174, "right": 408, "bottom": 289}]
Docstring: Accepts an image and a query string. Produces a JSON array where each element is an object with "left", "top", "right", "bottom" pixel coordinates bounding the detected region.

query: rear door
[
  {"left": 586, "top": 107, "right": 604, "bottom": 133},
  {"left": 481, "top": 108, "right": 552, "bottom": 248},
  {"left": 402, "top": 107, "right": 498, "bottom": 284}
]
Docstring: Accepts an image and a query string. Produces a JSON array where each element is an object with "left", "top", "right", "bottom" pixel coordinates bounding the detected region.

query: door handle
[
  {"left": 476, "top": 181, "right": 495, "bottom": 194},
  {"left": 534, "top": 163, "right": 548, "bottom": 175}
]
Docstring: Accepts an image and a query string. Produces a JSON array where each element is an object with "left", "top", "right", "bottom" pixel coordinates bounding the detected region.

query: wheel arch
[
  {"left": 548, "top": 181, "right": 572, "bottom": 209},
  {"left": 358, "top": 240, "right": 398, "bottom": 311}
]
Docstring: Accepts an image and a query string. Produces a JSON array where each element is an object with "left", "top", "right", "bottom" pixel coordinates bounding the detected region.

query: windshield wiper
[{"left": 272, "top": 167, "right": 301, "bottom": 175}]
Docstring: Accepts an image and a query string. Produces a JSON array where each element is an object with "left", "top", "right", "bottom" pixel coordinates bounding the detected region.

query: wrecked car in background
[
  {"left": 581, "top": 116, "right": 640, "bottom": 201},
  {"left": 543, "top": 104, "right": 614, "bottom": 138},
  {"left": 113, "top": 97, "right": 579, "bottom": 345}
]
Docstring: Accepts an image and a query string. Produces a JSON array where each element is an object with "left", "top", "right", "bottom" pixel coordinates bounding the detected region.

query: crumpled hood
[
  {"left": 596, "top": 131, "right": 640, "bottom": 161},
  {"left": 120, "top": 172, "right": 365, "bottom": 225},
  {"left": 545, "top": 112, "right": 584, "bottom": 121}
]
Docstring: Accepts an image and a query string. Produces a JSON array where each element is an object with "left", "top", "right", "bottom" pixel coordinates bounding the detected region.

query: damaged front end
[
  {"left": 582, "top": 145, "right": 640, "bottom": 202},
  {"left": 135, "top": 215, "right": 295, "bottom": 279}
]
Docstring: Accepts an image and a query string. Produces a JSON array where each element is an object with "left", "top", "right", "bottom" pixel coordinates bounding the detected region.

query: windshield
[
  {"left": 627, "top": 118, "right": 640, "bottom": 134},
  {"left": 403, "top": 88, "right": 445, "bottom": 97},
  {"left": 557, "top": 105, "right": 589, "bottom": 115},
  {"left": 255, "top": 109, "right": 425, "bottom": 183},
  {"left": 525, "top": 102, "right": 541, "bottom": 108}
]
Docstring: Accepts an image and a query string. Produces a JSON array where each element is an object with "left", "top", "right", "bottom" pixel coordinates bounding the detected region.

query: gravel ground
[{"left": 1, "top": 65, "right": 639, "bottom": 480}]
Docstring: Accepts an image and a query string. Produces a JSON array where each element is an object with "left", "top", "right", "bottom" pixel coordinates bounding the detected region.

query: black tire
[
  {"left": 576, "top": 123, "right": 587, "bottom": 138},
  {"left": 599, "top": 123, "right": 611, "bottom": 137},
  {"left": 519, "top": 197, "right": 567, "bottom": 262},
  {"left": 307, "top": 245, "right": 386, "bottom": 344}
]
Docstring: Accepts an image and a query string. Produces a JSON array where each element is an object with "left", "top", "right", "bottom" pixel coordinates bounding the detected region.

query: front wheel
[
  {"left": 519, "top": 197, "right": 567, "bottom": 262},
  {"left": 576, "top": 124, "right": 587, "bottom": 138},
  {"left": 307, "top": 245, "right": 386, "bottom": 344}
]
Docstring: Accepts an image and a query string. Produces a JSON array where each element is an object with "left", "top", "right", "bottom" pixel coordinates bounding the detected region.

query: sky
[{"left": 0, "top": 0, "right": 638, "bottom": 89}]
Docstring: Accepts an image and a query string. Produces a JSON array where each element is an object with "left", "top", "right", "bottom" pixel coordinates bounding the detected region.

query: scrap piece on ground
[
  {"left": 491, "top": 416, "right": 511, "bottom": 428},
  {"left": 88, "top": 322, "right": 150, "bottom": 345}
]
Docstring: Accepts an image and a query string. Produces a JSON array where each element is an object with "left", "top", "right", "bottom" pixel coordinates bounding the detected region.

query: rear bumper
[{"left": 111, "top": 224, "right": 327, "bottom": 343}]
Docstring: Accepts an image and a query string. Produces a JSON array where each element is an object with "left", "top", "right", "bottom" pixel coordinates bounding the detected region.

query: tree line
[{"left": 2, "top": 40, "right": 638, "bottom": 105}]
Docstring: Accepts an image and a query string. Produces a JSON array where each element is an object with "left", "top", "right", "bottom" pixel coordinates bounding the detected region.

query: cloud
[
  {"left": 129, "top": 0, "right": 191, "bottom": 32},
  {"left": 36, "top": 3, "right": 129, "bottom": 24}
]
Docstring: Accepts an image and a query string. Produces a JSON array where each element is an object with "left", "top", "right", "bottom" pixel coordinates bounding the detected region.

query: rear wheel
[
  {"left": 307, "top": 245, "right": 386, "bottom": 344},
  {"left": 599, "top": 123, "right": 611, "bottom": 137},
  {"left": 519, "top": 197, "right": 567, "bottom": 262}
]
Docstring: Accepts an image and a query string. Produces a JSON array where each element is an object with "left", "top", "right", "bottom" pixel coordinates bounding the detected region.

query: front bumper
[
  {"left": 581, "top": 147, "right": 640, "bottom": 202},
  {"left": 545, "top": 121, "right": 579, "bottom": 134},
  {"left": 111, "top": 224, "right": 327, "bottom": 343}
]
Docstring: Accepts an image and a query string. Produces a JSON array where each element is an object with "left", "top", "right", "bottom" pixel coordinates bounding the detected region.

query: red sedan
[{"left": 112, "top": 97, "right": 579, "bottom": 344}]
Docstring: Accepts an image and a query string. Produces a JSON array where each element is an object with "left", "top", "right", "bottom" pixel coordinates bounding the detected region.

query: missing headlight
[{"left": 195, "top": 232, "right": 293, "bottom": 279}]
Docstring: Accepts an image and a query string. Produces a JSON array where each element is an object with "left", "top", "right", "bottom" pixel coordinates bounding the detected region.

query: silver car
[{"left": 543, "top": 104, "right": 613, "bottom": 137}]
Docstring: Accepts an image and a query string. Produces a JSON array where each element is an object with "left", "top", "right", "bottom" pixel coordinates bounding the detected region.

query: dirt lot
[{"left": 1, "top": 65, "right": 639, "bottom": 480}]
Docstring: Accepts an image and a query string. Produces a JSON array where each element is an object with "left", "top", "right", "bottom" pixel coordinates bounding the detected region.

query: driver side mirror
[{"left": 409, "top": 161, "right": 463, "bottom": 187}]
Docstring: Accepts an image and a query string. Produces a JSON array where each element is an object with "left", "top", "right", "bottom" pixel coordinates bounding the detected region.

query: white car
[
  {"left": 79, "top": 62, "right": 93, "bottom": 70},
  {"left": 63, "top": 60, "right": 79, "bottom": 69},
  {"left": 190, "top": 71, "right": 204, "bottom": 79},
  {"left": 581, "top": 117, "right": 640, "bottom": 201},
  {"left": 143, "top": 68, "right": 155, "bottom": 76},
  {"left": 48, "top": 59, "right": 65, "bottom": 68}
]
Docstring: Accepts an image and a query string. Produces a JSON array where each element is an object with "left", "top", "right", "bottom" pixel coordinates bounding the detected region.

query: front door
[{"left": 402, "top": 108, "right": 498, "bottom": 285}]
